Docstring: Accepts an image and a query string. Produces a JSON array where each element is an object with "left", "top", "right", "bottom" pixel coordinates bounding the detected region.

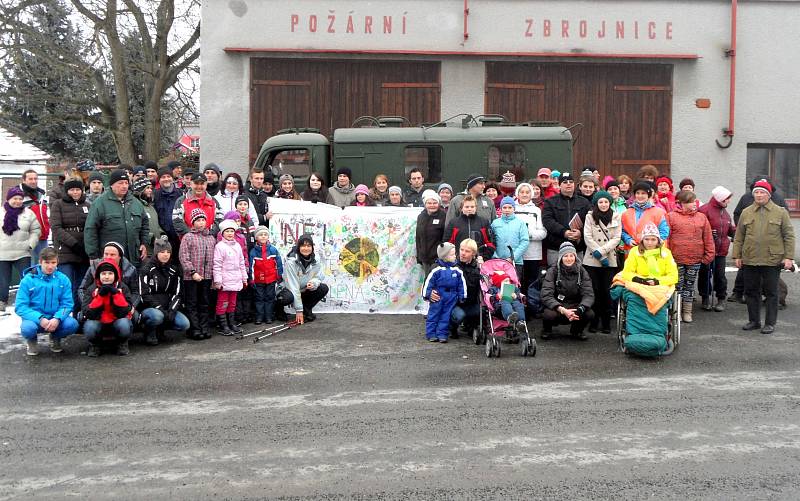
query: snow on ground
[{"left": 0, "top": 306, "right": 23, "bottom": 355}]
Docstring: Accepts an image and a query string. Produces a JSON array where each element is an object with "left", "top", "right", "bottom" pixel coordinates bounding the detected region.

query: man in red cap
[
  {"left": 537, "top": 167, "right": 560, "bottom": 199},
  {"left": 732, "top": 179, "right": 795, "bottom": 334}
]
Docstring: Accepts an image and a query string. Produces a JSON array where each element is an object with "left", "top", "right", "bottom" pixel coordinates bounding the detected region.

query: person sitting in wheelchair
[{"left": 620, "top": 223, "right": 678, "bottom": 288}]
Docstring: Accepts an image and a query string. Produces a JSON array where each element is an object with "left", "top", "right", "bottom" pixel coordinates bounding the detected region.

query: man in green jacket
[
  {"left": 84, "top": 169, "right": 149, "bottom": 266},
  {"left": 732, "top": 179, "right": 795, "bottom": 334}
]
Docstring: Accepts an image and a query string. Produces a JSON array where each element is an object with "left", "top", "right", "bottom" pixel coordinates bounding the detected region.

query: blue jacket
[
  {"left": 249, "top": 243, "right": 283, "bottom": 283},
  {"left": 15, "top": 265, "right": 74, "bottom": 323},
  {"left": 621, "top": 202, "right": 670, "bottom": 246},
  {"left": 422, "top": 259, "right": 467, "bottom": 302},
  {"left": 154, "top": 186, "right": 182, "bottom": 235},
  {"left": 490, "top": 214, "right": 530, "bottom": 264}
]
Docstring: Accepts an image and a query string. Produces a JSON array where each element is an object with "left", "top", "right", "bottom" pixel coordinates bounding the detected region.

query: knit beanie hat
[
  {"left": 223, "top": 210, "right": 239, "bottom": 221},
  {"left": 103, "top": 241, "right": 125, "bottom": 258},
  {"left": 108, "top": 169, "right": 129, "bottom": 186},
  {"left": 95, "top": 260, "right": 119, "bottom": 282},
  {"left": 558, "top": 241, "right": 577, "bottom": 260},
  {"left": 465, "top": 173, "right": 485, "bottom": 190},
  {"left": 500, "top": 171, "right": 516, "bottom": 189},
  {"left": 219, "top": 219, "right": 238, "bottom": 233},
  {"left": 354, "top": 184, "right": 370, "bottom": 196},
  {"left": 144, "top": 160, "right": 158, "bottom": 171},
  {"left": 88, "top": 171, "right": 104, "bottom": 184},
  {"left": 515, "top": 182, "right": 534, "bottom": 198},
  {"left": 203, "top": 163, "right": 222, "bottom": 176},
  {"left": 278, "top": 174, "right": 293, "bottom": 184},
  {"left": 491, "top": 271, "right": 510, "bottom": 288},
  {"left": 64, "top": 177, "right": 85, "bottom": 192},
  {"left": 6, "top": 186, "right": 24, "bottom": 201},
  {"left": 602, "top": 175, "right": 615, "bottom": 189},
  {"left": 499, "top": 196, "right": 516, "bottom": 208},
  {"left": 157, "top": 167, "right": 173, "bottom": 180},
  {"left": 132, "top": 165, "right": 146, "bottom": 176},
  {"left": 254, "top": 226, "right": 269, "bottom": 238},
  {"left": 436, "top": 242, "right": 456, "bottom": 261},
  {"left": 437, "top": 183, "right": 453, "bottom": 195},
  {"left": 592, "top": 190, "right": 613, "bottom": 205},
  {"left": 711, "top": 186, "right": 733, "bottom": 203},
  {"left": 132, "top": 178, "right": 151, "bottom": 195},
  {"left": 336, "top": 167, "right": 352, "bottom": 179},
  {"left": 752, "top": 179, "right": 772, "bottom": 196},
  {"left": 604, "top": 179, "right": 620, "bottom": 191},
  {"left": 388, "top": 186, "right": 402, "bottom": 195},
  {"left": 235, "top": 194, "right": 250, "bottom": 206},
  {"left": 679, "top": 177, "right": 695, "bottom": 190},
  {"left": 167, "top": 160, "right": 182, "bottom": 171},
  {"left": 632, "top": 181, "right": 654, "bottom": 196},
  {"left": 190, "top": 208, "right": 207, "bottom": 225},
  {"left": 656, "top": 176, "right": 673, "bottom": 191},
  {"left": 422, "top": 189, "right": 440, "bottom": 204},
  {"left": 551, "top": 170, "right": 561, "bottom": 180},
  {"left": 558, "top": 172, "right": 574, "bottom": 184},
  {"left": 639, "top": 222, "right": 661, "bottom": 241},
  {"left": 153, "top": 235, "right": 171, "bottom": 255}
]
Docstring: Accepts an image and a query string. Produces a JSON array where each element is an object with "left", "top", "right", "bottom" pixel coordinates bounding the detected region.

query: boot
[
  {"left": 701, "top": 296, "right": 712, "bottom": 311},
  {"left": 303, "top": 309, "right": 316, "bottom": 323},
  {"left": 87, "top": 343, "right": 101, "bottom": 357},
  {"left": 682, "top": 301, "right": 693, "bottom": 323},
  {"left": 26, "top": 339, "right": 39, "bottom": 356},
  {"left": 714, "top": 299, "right": 726, "bottom": 312},
  {"left": 217, "top": 315, "right": 233, "bottom": 336},
  {"left": 144, "top": 327, "right": 159, "bottom": 346},
  {"left": 226, "top": 313, "right": 243, "bottom": 334},
  {"left": 48, "top": 335, "right": 63, "bottom": 353},
  {"left": 116, "top": 340, "right": 130, "bottom": 356}
]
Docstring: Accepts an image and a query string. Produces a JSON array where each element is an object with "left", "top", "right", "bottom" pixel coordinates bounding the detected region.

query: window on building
[
  {"left": 487, "top": 144, "right": 527, "bottom": 182},
  {"left": 746, "top": 144, "right": 800, "bottom": 213},
  {"left": 190, "top": 138, "right": 200, "bottom": 149},
  {"left": 271, "top": 149, "right": 311, "bottom": 178},
  {"left": 404, "top": 146, "right": 442, "bottom": 183}
]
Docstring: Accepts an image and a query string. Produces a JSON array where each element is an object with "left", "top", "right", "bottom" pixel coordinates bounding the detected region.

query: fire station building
[{"left": 201, "top": 0, "right": 800, "bottom": 221}]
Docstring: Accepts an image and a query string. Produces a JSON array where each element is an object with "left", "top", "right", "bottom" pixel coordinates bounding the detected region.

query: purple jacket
[{"left": 213, "top": 238, "right": 248, "bottom": 291}]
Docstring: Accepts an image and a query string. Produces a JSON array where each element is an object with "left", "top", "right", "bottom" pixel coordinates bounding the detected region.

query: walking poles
[{"left": 235, "top": 320, "right": 300, "bottom": 343}]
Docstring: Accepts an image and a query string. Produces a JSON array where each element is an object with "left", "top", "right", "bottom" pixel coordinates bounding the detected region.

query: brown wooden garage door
[
  {"left": 485, "top": 62, "right": 672, "bottom": 178},
  {"left": 249, "top": 58, "right": 441, "bottom": 164}
]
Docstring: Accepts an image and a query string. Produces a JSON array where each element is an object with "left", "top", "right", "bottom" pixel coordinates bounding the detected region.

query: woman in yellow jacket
[{"left": 621, "top": 222, "right": 679, "bottom": 287}]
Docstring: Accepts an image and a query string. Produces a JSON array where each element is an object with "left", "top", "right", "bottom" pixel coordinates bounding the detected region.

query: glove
[
  {"left": 632, "top": 276, "right": 647, "bottom": 285},
  {"left": 576, "top": 305, "right": 587, "bottom": 317},
  {"left": 98, "top": 285, "right": 113, "bottom": 296},
  {"left": 712, "top": 229, "right": 719, "bottom": 238},
  {"left": 600, "top": 258, "right": 610, "bottom": 267},
  {"left": 592, "top": 250, "right": 602, "bottom": 259}
]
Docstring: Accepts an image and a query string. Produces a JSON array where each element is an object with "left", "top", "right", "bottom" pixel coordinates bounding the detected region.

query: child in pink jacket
[{"left": 213, "top": 219, "right": 248, "bottom": 336}]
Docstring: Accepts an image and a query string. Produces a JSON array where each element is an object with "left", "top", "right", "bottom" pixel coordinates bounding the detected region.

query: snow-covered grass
[{"left": 0, "top": 305, "right": 23, "bottom": 355}]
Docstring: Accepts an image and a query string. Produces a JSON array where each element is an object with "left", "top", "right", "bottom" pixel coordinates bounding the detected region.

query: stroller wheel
[
  {"left": 520, "top": 338, "right": 529, "bottom": 357},
  {"left": 529, "top": 337, "right": 537, "bottom": 357},
  {"left": 493, "top": 340, "right": 501, "bottom": 358},
  {"left": 485, "top": 338, "right": 493, "bottom": 358},
  {"left": 472, "top": 326, "right": 481, "bottom": 345}
]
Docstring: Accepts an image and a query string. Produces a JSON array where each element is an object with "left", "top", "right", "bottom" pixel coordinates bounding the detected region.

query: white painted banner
[{"left": 268, "top": 198, "right": 427, "bottom": 314}]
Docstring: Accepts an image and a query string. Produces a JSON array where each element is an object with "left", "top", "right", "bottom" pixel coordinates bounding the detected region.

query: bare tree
[{"left": 0, "top": 0, "right": 199, "bottom": 164}]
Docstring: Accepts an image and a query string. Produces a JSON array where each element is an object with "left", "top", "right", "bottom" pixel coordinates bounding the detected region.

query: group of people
[{"left": 3, "top": 159, "right": 794, "bottom": 357}]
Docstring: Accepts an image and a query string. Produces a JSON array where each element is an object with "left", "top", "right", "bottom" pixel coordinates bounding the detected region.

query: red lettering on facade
[
  {"left": 543, "top": 19, "right": 551, "bottom": 37},
  {"left": 328, "top": 14, "right": 336, "bottom": 33},
  {"left": 291, "top": 14, "right": 299, "bottom": 32},
  {"left": 616, "top": 21, "right": 624, "bottom": 39},
  {"left": 346, "top": 15, "right": 355, "bottom": 33},
  {"left": 383, "top": 16, "right": 392, "bottom": 33},
  {"left": 309, "top": 15, "right": 317, "bottom": 32},
  {"left": 579, "top": 20, "right": 587, "bottom": 38},
  {"left": 525, "top": 18, "right": 534, "bottom": 37},
  {"left": 648, "top": 21, "right": 656, "bottom": 39},
  {"left": 561, "top": 20, "right": 569, "bottom": 38},
  {"left": 666, "top": 21, "right": 673, "bottom": 40},
  {"left": 597, "top": 20, "right": 606, "bottom": 38},
  {"left": 365, "top": 15, "right": 372, "bottom": 33}
]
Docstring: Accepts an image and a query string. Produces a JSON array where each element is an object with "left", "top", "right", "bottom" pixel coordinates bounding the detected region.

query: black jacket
[
  {"left": 443, "top": 214, "right": 496, "bottom": 261},
  {"left": 415, "top": 208, "right": 446, "bottom": 265},
  {"left": 541, "top": 262, "right": 594, "bottom": 310},
  {"left": 245, "top": 183, "right": 270, "bottom": 226},
  {"left": 403, "top": 186, "right": 424, "bottom": 208},
  {"left": 138, "top": 258, "right": 183, "bottom": 312},
  {"left": 154, "top": 186, "right": 182, "bottom": 235},
  {"left": 457, "top": 258, "right": 481, "bottom": 305},
  {"left": 49, "top": 193, "right": 90, "bottom": 264},
  {"left": 542, "top": 192, "right": 591, "bottom": 252}
]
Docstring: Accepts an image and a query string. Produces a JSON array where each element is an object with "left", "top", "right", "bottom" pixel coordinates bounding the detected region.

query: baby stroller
[
  {"left": 613, "top": 287, "right": 681, "bottom": 357},
  {"left": 476, "top": 258, "right": 536, "bottom": 358}
]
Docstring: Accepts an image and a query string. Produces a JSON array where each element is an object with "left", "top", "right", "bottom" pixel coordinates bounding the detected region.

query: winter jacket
[
  {"left": 213, "top": 239, "right": 248, "bottom": 291},
  {"left": 656, "top": 191, "right": 677, "bottom": 212},
  {"left": 326, "top": 184, "right": 356, "bottom": 208},
  {"left": 457, "top": 258, "right": 481, "bottom": 305},
  {"left": 153, "top": 185, "right": 182, "bottom": 236},
  {"left": 446, "top": 192, "right": 497, "bottom": 227},
  {"left": 422, "top": 259, "right": 466, "bottom": 302},
  {"left": 138, "top": 258, "right": 182, "bottom": 312},
  {"left": 443, "top": 214, "right": 496, "bottom": 262},
  {"left": 79, "top": 257, "right": 141, "bottom": 309},
  {"left": 49, "top": 193, "right": 90, "bottom": 264},
  {"left": 542, "top": 184, "right": 560, "bottom": 199},
  {"left": 583, "top": 211, "right": 623, "bottom": 267},
  {"left": 514, "top": 201, "right": 548, "bottom": 261},
  {"left": 137, "top": 196, "right": 163, "bottom": 257},
  {"left": 415, "top": 208, "right": 446, "bottom": 265},
  {"left": 490, "top": 214, "right": 529, "bottom": 265},
  {"left": 0, "top": 206, "right": 41, "bottom": 261},
  {"left": 178, "top": 228, "right": 216, "bottom": 280},
  {"left": 541, "top": 261, "right": 595, "bottom": 310},
  {"left": 245, "top": 183, "right": 270, "bottom": 226},
  {"left": 665, "top": 209, "right": 715, "bottom": 265},
  {"left": 206, "top": 182, "right": 221, "bottom": 198},
  {"left": 82, "top": 267, "right": 133, "bottom": 324},
  {"left": 19, "top": 184, "right": 49, "bottom": 241},
  {"left": 283, "top": 250, "right": 325, "bottom": 310},
  {"left": 249, "top": 243, "right": 283, "bottom": 284},
  {"left": 302, "top": 188, "right": 329, "bottom": 204},
  {"left": 698, "top": 197, "right": 736, "bottom": 256},
  {"left": 732, "top": 200, "right": 796, "bottom": 266},
  {"left": 621, "top": 246, "right": 679, "bottom": 286},
  {"left": 172, "top": 192, "right": 223, "bottom": 237},
  {"left": 542, "top": 192, "right": 591, "bottom": 252},
  {"left": 402, "top": 186, "right": 424, "bottom": 208},
  {"left": 83, "top": 190, "right": 149, "bottom": 265},
  {"left": 214, "top": 189, "right": 259, "bottom": 223},
  {"left": 620, "top": 203, "right": 669, "bottom": 249},
  {"left": 15, "top": 265, "right": 73, "bottom": 323},
  {"left": 611, "top": 197, "right": 627, "bottom": 216},
  {"left": 369, "top": 190, "right": 390, "bottom": 207}
]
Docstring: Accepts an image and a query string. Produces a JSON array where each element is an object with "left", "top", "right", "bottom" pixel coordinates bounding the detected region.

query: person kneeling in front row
[
  {"left": 283, "top": 234, "right": 329, "bottom": 324},
  {"left": 540, "top": 241, "right": 595, "bottom": 340},
  {"left": 138, "top": 236, "right": 190, "bottom": 345},
  {"left": 81, "top": 259, "right": 134, "bottom": 357},
  {"left": 15, "top": 247, "right": 79, "bottom": 356}
]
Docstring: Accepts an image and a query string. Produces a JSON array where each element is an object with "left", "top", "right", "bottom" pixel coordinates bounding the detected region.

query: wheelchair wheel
[
  {"left": 672, "top": 296, "right": 681, "bottom": 346},
  {"left": 616, "top": 299, "right": 627, "bottom": 352}
]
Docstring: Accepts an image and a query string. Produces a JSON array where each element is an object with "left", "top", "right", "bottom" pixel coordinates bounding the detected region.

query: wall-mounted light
[{"left": 695, "top": 98, "right": 711, "bottom": 109}]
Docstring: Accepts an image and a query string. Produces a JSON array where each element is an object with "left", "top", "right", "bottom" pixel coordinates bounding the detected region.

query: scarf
[
  {"left": 592, "top": 207, "right": 613, "bottom": 226},
  {"left": 2, "top": 202, "right": 24, "bottom": 236},
  {"left": 643, "top": 248, "right": 663, "bottom": 277},
  {"left": 632, "top": 200, "right": 652, "bottom": 211},
  {"left": 21, "top": 184, "right": 40, "bottom": 199},
  {"left": 276, "top": 189, "right": 296, "bottom": 200}
]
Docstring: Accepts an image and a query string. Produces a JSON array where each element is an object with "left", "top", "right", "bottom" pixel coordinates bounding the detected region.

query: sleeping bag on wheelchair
[{"left": 611, "top": 286, "right": 670, "bottom": 357}]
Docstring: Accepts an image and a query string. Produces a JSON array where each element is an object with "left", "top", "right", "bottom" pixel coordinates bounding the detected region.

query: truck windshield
[
  {"left": 488, "top": 144, "right": 527, "bottom": 181},
  {"left": 271, "top": 149, "right": 311, "bottom": 178},
  {"left": 404, "top": 146, "right": 442, "bottom": 184}
]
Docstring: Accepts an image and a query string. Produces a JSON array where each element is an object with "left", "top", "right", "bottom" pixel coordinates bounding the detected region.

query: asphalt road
[{"left": 2, "top": 271, "right": 800, "bottom": 500}]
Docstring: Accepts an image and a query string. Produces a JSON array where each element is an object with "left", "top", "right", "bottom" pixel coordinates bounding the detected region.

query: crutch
[
  {"left": 236, "top": 321, "right": 293, "bottom": 340},
  {"left": 253, "top": 321, "right": 299, "bottom": 343}
]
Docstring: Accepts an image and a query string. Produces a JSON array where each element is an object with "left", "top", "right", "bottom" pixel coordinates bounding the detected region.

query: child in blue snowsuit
[{"left": 422, "top": 242, "right": 466, "bottom": 343}]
